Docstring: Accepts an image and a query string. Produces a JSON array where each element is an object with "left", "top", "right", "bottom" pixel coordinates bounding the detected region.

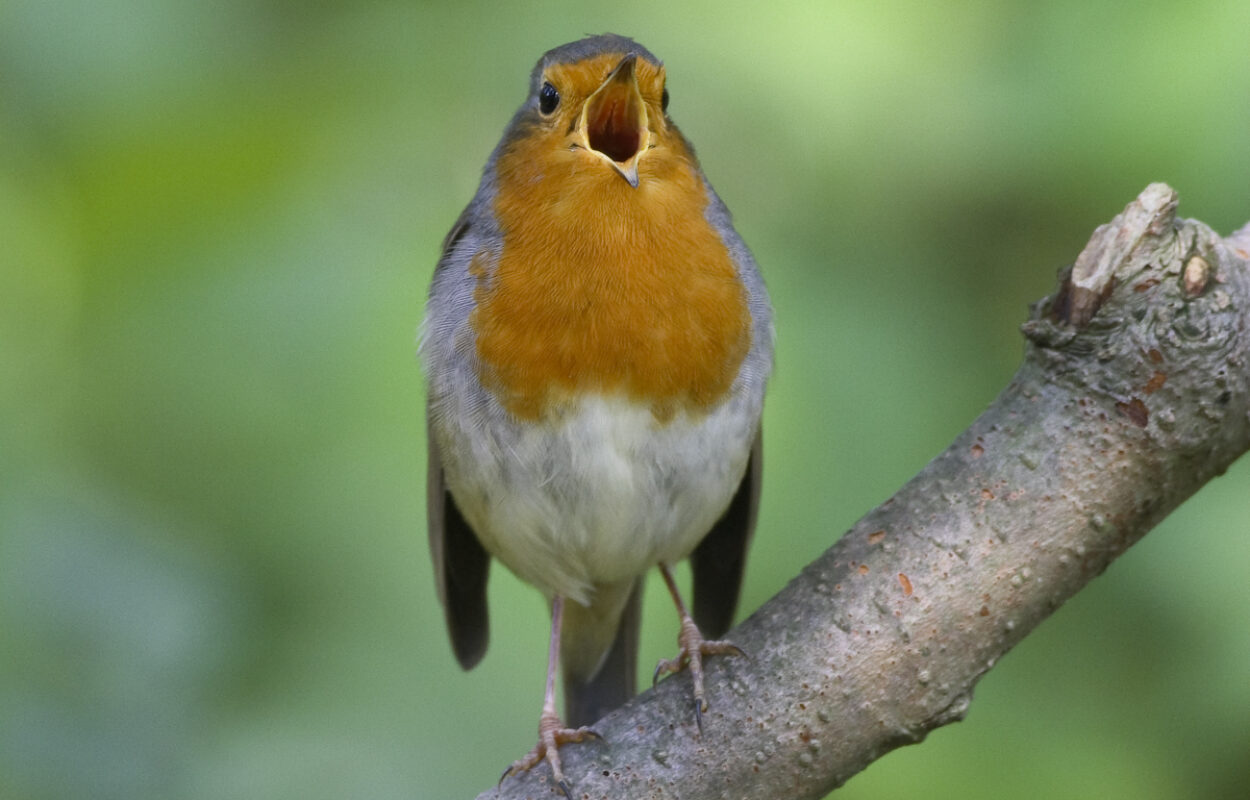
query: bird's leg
[
  {"left": 500, "top": 595, "right": 600, "bottom": 799},
  {"left": 652, "top": 563, "right": 746, "bottom": 734}
]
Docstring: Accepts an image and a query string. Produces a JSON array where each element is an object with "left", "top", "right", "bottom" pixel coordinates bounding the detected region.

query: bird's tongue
[{"left": 586, "top": 84, "right": 642, "bottom": 164}]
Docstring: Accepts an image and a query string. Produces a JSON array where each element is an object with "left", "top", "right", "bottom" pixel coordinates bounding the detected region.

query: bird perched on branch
[{"left": 422, "top": 33, "right": 773, "bottom": 797}]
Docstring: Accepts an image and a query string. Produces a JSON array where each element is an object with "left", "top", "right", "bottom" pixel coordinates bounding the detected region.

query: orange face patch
[
  {"left": 545, "top": 53, "right": 666, "bottom": 130},
  {"left": 472, "top": 53, "right": 751, "bottom": 421}
]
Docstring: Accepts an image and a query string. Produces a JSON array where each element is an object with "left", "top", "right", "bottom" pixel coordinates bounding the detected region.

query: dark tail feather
[
  {"left": 563, "top": 583, "right": 641, "bottom": 727},
  {"left": 691, "top": 429, "right": 762, "bottom": 638}
]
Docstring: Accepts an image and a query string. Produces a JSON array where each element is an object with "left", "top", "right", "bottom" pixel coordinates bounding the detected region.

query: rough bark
[{"left": 479, "top": 184, "right": 1250, "bottom": 800}]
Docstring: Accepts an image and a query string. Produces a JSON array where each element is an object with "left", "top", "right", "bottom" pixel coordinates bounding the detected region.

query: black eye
[
  {"left": 539, "top": 82, "right": 559, "bottom": 115},
  {"left": 661, "top": 86, "right": 670, "bottom": 112}
]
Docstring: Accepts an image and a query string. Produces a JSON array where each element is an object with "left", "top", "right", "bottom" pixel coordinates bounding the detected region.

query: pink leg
[
  {"left": 500, "top": 595, "right": 600, "bottom": 799},
  {"left": 652, "top": 564, "right": 746, "bottom": 733}
]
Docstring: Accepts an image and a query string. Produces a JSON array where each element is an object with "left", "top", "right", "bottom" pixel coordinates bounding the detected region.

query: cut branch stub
[
  {"left": 1023, "top": 182, "right": 1250, "bottom": 468},
  {"left": 1049, "top": 182, "right": 1180, "bottom": 327}
]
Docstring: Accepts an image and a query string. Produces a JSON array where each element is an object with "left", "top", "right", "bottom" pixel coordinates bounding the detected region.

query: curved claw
[
  {"left": 693, "top": 697, "right": 705, "bottom": 736},
  {"left": 557, "top": 778, "right": 573, "bottom": 800},
  {"left": 653, "top": 654, "right": 687, "bottom": 687}
]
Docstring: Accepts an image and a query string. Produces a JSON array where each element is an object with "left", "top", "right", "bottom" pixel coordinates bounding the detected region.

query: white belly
[{"left": 438, "top": 394, "right": 757, "bottom": 606}]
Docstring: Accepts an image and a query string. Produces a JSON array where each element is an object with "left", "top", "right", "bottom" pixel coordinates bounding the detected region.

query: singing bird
[{"left": 422, "top": 34, "right": 773, "bottom": 794}]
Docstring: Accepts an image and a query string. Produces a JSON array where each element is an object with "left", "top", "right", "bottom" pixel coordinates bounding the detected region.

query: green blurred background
[{"left": 2, "top": 1, "right": 1248, "bottom": 798}]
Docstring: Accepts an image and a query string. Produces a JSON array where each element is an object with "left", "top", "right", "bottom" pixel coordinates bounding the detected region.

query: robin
[{"left": 422, "top": 33, "right": 773, "bottom": 796}]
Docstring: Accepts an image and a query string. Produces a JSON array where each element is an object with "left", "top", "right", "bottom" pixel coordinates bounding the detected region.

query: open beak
[{"left": 577, "top": 53, "right": 650, "bottom": 188}]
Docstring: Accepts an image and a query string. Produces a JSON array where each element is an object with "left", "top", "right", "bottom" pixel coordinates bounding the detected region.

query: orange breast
[{"left": 474, "top": 129, "right": 750, "bottom": 421}]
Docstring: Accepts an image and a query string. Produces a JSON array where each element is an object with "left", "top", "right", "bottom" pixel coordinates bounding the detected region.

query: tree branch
[{"left": 480, "top": 184, "right": 1250, "bottom": 800}]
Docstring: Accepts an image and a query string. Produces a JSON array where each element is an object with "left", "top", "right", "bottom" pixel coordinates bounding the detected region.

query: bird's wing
[
  {"left": 690, "top": 427, "right": 762, "bottom": 638},
  {"left": 427, "top": 411, "right": 491, "bottom": 670},
  {"left": 425, "top": 197, "right": 494, "bottom": 670}
]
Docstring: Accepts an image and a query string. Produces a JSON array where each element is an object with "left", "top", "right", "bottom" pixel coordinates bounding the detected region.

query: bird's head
[{"left": 500, "top": 35, "right": 691, "bottom": 191}]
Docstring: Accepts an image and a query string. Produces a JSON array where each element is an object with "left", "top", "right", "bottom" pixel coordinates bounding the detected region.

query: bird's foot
[
  {"left": 500, "top": 709, "right": 600, "bottom": 799},
  {"left": 652, "top": 615, "right": 746, "bottom": 734}
]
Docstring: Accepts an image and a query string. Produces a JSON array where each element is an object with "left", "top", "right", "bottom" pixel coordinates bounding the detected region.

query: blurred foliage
[{"left": 1, "top": 1, "right": 1248, "bottom": 798}]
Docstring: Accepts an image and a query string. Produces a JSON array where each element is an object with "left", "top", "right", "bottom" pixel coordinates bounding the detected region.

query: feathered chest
[{"left": 471, "top": 158, "right": 751, "bottom": 422}]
